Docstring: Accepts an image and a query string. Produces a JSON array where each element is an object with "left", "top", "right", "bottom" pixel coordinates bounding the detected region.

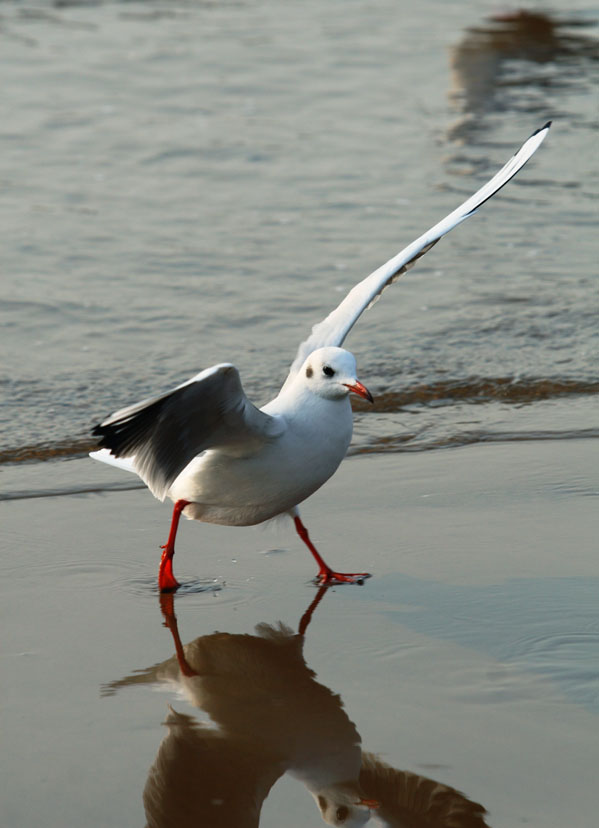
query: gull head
[
  {"left": 313, "top": 786, "right": 378, "bottom": 827},
  {"left": 301, "top": 347, "right": 373, "bottom": 403}
]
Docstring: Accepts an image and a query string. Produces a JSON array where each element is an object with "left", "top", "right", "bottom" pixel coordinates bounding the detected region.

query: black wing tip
[
  {"left": 92, "top": 421, "right": 131, "bottom": 455},
  {"left": 533, "top": 121, "right": 552, "bottom": 136},
  {"left": 91, "top": 422, "right": 115, "bottom": 451},
  {"left": 92, "top": 422, "right": 111, "bottom": 443}
]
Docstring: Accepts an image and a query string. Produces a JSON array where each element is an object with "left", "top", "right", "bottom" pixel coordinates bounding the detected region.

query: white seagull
[{"left": 91, "top": 123, "right": 550, "bottom": 591}]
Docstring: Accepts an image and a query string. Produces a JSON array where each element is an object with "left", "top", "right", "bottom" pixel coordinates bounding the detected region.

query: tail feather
[{"left": 90, "top": 449, "right": 138, "bottom": 475}]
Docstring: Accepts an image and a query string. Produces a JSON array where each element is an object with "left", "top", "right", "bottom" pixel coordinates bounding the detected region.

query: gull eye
[
  {"left": 323, "top": 365, "right": 335, "bottom": 377},
  {"left": 336, "top": 806, "right": 349, "bottom": 822}
]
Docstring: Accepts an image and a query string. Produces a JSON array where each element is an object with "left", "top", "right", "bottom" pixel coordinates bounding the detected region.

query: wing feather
[
  {"left": 92, "top": 364, "right": 281, "bottom": 500},
  {"left": 285, "top": 122, "right": 550, "bottom": 382}
]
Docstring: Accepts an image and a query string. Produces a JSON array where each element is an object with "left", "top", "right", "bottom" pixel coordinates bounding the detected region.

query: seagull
[{"left": 91, "top": 122, "right": 550, "bottom": 592}]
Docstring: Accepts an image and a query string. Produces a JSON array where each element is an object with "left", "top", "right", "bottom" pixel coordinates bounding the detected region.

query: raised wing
[
  {"left": 285, "top": 122, "right": 550, "bottom": 382},
  {"left": 91, "top": 364, "right": 282, "bottom": 500}
]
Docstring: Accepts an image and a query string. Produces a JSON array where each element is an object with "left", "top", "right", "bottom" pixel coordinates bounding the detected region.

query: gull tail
[{"left": 89, "top": 449, "right": 137, "bottom": 475}]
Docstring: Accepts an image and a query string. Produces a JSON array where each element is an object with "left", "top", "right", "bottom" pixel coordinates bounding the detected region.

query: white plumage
[{"left": 91, "top": 123, "right": 550, "bottom": 590}]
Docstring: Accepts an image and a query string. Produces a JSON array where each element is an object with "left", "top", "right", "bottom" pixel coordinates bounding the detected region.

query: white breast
[{"left": 168, "top": 391, "right": 354, "bottom": 526}]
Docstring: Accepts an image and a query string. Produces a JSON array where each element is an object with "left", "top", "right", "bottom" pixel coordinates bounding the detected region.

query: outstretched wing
[
  {"left": 359, "top": 751, "right": 490, "bottom": 828},
  {"left": 285, "top": 122, "right": 550, "bottom": 383},
  {"left": 91, "top": 363, "right": 283, "bottom": 500}
]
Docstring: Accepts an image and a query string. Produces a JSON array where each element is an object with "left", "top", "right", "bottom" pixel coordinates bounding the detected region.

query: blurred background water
[{"left": 1, "top": 0, "right": 597, "bottom": 469}]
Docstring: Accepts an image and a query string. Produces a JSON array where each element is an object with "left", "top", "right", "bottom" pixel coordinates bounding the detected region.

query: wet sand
[{"left": 2, "top": 438, "right": 597, "bottom": 827}]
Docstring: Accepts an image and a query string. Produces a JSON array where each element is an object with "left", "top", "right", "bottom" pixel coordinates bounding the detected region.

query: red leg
[
  {"left": 158, "top": 500, "right": 190, "bottom": 592},
  {"left": 298, "top": 585, "right": 329, "bottom": 635},
  {"left": 159, "top": 593, "right": 197, "bottom": 677},
  {"left": 293, "top": 515, "right": 371, "bottom": 585}
]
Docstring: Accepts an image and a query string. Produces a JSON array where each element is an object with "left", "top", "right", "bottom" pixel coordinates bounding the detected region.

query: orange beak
[
  {"left": 355, "top": 797, "right": 380, "bottom": 809},
  {"left": 344, "top": 380, "right": 374, "bottom": 404}
]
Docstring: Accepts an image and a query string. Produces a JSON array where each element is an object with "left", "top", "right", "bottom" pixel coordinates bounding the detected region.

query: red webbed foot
[
  {"left": 316, "top": 569, "right": 371, "bottom": 586},
  {"left": 158, "top": 544, "right": 180, "bottom": 592},
  {"left": 293, "top": 514, "right": 371, "bottom": 587}
]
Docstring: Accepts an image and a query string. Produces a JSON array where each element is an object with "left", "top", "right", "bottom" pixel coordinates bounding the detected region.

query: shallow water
[
  {"left": 1, "top": 2, "right": 598, "bottom": 827},
  {"left": 2, "top": 445, "right": 599, "bottom": 827}
]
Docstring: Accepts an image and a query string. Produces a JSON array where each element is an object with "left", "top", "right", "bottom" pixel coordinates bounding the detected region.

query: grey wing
[
  {"left": 359, "top": 752, "right": 490, "bottom": 828},
  {"left": 284, "top": 122, "right": 551, "bottom": 385},
  {"left": 92, "top": 363, "right": 283, "bottom": 500}
]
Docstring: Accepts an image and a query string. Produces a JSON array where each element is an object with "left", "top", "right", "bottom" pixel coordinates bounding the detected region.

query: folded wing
[
  {"left": 285, "top": 122, "right": 550, "bottom": 384},
  {"left": 92, "top": 364, "right": 282, "bottom": 500}
]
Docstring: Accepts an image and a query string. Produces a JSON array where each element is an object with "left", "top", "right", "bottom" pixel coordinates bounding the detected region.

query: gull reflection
[
  {"left": 105, "top": 589, "right": 489, "bottom": 827},
  {"left": 448, "top": 10, "right": 599, "bottom": 143}
]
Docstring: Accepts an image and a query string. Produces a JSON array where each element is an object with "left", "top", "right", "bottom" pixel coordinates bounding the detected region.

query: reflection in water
[
  {"left": 105, "top": 590, "right": 489, "bottom": 827},
  {"left": 448, "top": 10, "right": 599, "bottom": 143}
]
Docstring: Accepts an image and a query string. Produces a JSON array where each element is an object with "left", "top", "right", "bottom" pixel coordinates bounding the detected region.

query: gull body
[
  {"left": 168, "top": 348, "right": 358, "bottom": 526},
  {"left": 92, "top": 348, "right": 370, "bottom": 587},
  {"left": 91, "top": 123, "right": 550, "bottom": 590}
]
